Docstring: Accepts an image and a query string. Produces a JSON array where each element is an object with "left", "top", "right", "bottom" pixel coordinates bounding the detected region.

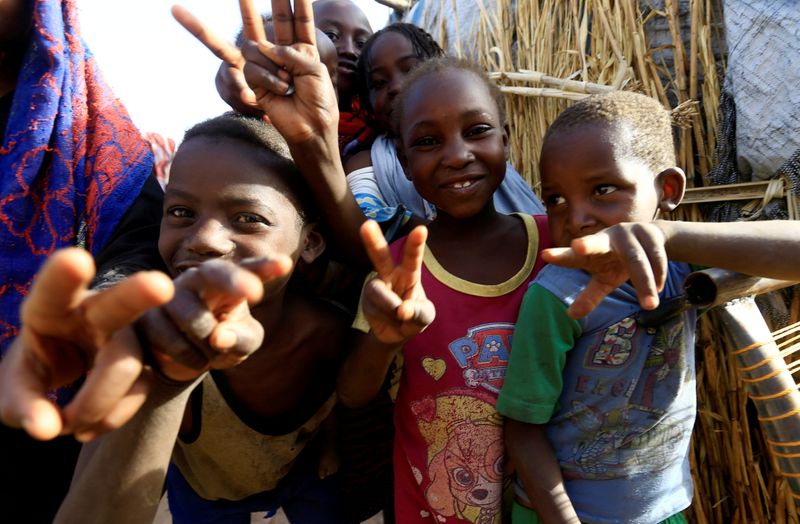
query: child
[
  {"left": 0, "top": 0, "right": 164, "bottom": 520},
  {"left": 312, "top": 0, "right": 377, "bottom": 157},
  {"left": 150, "top": 112, "right": 351, "bottom": 524},
  {"left": 497, "top": 90, "right": 800, "bottom": 523},
  {"left": 344, "top": 23, "right": 545, "bottom": 240},
  {"left": 337, "top": 56, "right": 551, "bottom": 524},
  {"left": 4, "top": 3, "right": 365, "bottom": 523}
]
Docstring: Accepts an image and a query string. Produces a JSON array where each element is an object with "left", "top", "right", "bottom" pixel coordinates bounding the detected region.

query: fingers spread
[
  {"left": 634, "top": 224, "right": 668, "bottom": 294},
  {"left": 83, "top": 271, "right": 175, "bottom": 336},
  {"left": 62, "top": 327, "right": 144, "bottom": 436},
  {"left": 0, "top": 341, "right": 64, "bottom": 441},
  {"left": 240, "top": 255, "right": 293, "bottom": 289},
  {"left": 238, "top": 0, "right": 266, "bottom": 43},
  {"left": 290, "top": 0, "right": 317, "bottom": 46},
  {"left": 540, "top": 247, "right": 576, "bottom": 266},
  {"left": 73, "top": 374, "right": 151, "bottom": 443},
  {"left": 567, "top": 279, "right": 619, "bottom": 320},
  {"left": 21, "top": 248, "right": 95, "bottom": 326},
  {"left": 136, "top": 308, "right": 211, "bottom": 373},
  {"left": 571, "top": 232, "right": 613, "bottom": 257},
  {"left": 176, "top": 260, "right": 264, "bottom": 312},
  {"left": 608, "top": 226, "right": 660, "bottom": 310},
  {"left": 172, "top": 4, "right": 244, "bottom": 67},
  {"left": 360, "top": 220, "right": 395, "bottom": 280},
  {"left": 270, "top": 0, "right": 296, "bottom": 45},
  {"left": 399, "top": 226, "right": 427, "bottom": 278}
]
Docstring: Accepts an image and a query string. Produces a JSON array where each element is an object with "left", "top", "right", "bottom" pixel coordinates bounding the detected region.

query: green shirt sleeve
[{"left": 497, "top": 283, "right": 582, "bottom": 424}]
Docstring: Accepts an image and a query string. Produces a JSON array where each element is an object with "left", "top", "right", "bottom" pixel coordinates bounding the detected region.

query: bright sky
[{"left": 77, "top": 1, "right": 391, "bottom": 144}]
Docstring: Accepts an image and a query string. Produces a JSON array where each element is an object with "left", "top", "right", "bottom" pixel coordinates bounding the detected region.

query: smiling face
[
  {"left": 313, "top": 0, "right": 372, "bottom": 104},
  {"left": 366, "top": 30, "right": 421, "bottom": 131},
  {"left": 397, "top": 68, "right": 508, "bottom": 219},
  {"left": 159, "top": 136, "right": 310, "bottom": 295},
  {"left": 540, "top": 122, "right": 665, "bottom": 247}
]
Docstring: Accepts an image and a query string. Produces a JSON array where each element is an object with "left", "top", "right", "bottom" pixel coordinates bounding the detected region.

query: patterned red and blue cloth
[{"left": 0, "top": 0, "right": 153, "bottom": 356}]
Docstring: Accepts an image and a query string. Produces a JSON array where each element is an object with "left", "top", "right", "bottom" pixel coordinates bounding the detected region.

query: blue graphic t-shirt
[{"left": 499, "top": 262, "right": 696, "bottom": 523}]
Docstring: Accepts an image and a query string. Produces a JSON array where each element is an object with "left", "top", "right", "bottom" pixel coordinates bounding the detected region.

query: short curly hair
[
  {"left": 543, "top": 90, "right": 677, "bottom": 174},
  {"left": 356, "top": 23, "right": 445, "bottom": 119},
  {"left": 391, "top": 56, "right": 506, "bottom": 144},
  {"left": 182, "top": 112, "right": 317, "bottom": 222}
]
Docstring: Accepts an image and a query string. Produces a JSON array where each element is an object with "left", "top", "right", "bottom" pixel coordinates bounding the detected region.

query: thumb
[{"left": 0, "top": 340, "right": 64, "bottom": 441}]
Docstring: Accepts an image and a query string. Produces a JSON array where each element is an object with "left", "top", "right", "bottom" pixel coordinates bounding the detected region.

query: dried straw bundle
[
  {"left": 417, "top": 0, "right": 800, "bottom": 521},
  {"left": 440, "top": 0, "right": 723, "bottom": 194}
]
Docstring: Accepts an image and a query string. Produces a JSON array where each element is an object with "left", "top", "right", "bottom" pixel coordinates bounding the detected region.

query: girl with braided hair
[{"left": 345, "top": 23, "right": 545, "bottom": 241}]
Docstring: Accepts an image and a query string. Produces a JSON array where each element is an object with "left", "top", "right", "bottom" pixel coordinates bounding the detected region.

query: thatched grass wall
[{"left": 407, "top": 1, "right": 799, "bottom": 521}]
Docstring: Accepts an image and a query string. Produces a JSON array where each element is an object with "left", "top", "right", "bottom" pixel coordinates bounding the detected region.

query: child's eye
[
  {"left": 411, "top": 136, "right": 438, "bottom": 148},
  {"left": 356, "top": 38, "right": 367, "bottom": 49},
  {"left": 544, "top": 194, "right": 566, "bottom": 207},
  {"left": 233, "top": 213, "right": 269, "bottom": 226},
  {"left": 167, "top": 206, "right": 193, "bottom": 219},
  {"left": 399, "top": 58, "right": 420, "bottom": 74},
  {"left": 594, "top": 184, "right": 618, "bottom": 196},
  {"left": 369, "top": 77, "right": 387, "bottom": 90},
  {"left": 466, "top": 124, "right": 492, "bottom": 137},
  {"left": 323, "top": 30, "right": 338, "bottom": 42}
]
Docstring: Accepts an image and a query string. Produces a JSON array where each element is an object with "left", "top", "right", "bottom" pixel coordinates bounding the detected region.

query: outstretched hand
[
  {"left": 542, "top": 222, "right": 668, "bottom": 319},
  {"left": 171, "top": 4, "right": 261, "bottom": 116},
  {"left": 137, "top": 256, "right": 293, "bottom": 383},
  {"left": 359, "top": 220, "right": 435, "bottom": 344},
  {"left": 0, "top": 248, "right": 174, "bottom": 442},
  {"left": 173, "top": 0, "right": 339, "bottom": 145}
]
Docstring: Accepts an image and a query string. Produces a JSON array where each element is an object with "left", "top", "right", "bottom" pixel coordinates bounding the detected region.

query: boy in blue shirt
[{"left": 498, "top": 90, "right": 800, "bottom": 523}]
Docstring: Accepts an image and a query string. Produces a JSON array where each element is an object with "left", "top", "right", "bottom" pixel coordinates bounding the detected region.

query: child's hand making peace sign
[
  {"left": 359, "top": 220, "right": 435, "bottom": 345},
  {"left": 173, "top": 0, "right": 339, "bottom": 146}
]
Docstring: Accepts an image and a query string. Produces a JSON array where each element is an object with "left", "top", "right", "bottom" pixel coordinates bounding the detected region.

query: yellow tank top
[{"left": 171, "top": 373, "right": 336, "bottom": 501}]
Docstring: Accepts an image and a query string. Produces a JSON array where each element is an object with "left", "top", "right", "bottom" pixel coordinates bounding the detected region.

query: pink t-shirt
[{"left": 389, "top": 215, "right": 549, "bottom": 523}]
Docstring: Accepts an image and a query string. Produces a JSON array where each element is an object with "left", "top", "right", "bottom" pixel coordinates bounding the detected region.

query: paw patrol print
[{"left": 485, "top": 339, "right": 502, "bottom": 353}]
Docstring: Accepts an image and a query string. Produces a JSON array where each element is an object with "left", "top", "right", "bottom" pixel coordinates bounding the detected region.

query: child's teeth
[{"left": 453, "top": 180, "right": 472, "bottom": 188}]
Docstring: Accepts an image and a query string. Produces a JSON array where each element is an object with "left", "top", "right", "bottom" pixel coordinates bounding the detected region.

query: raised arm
[
  {"left": 542, "top": 219, "right": 800, "bottom": 318},
  {"left": 337, "top": 220, "right": 434, "bottom": 407},
  {"left": 173, "top": 0, "right": 369, "bottom": 268}
]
